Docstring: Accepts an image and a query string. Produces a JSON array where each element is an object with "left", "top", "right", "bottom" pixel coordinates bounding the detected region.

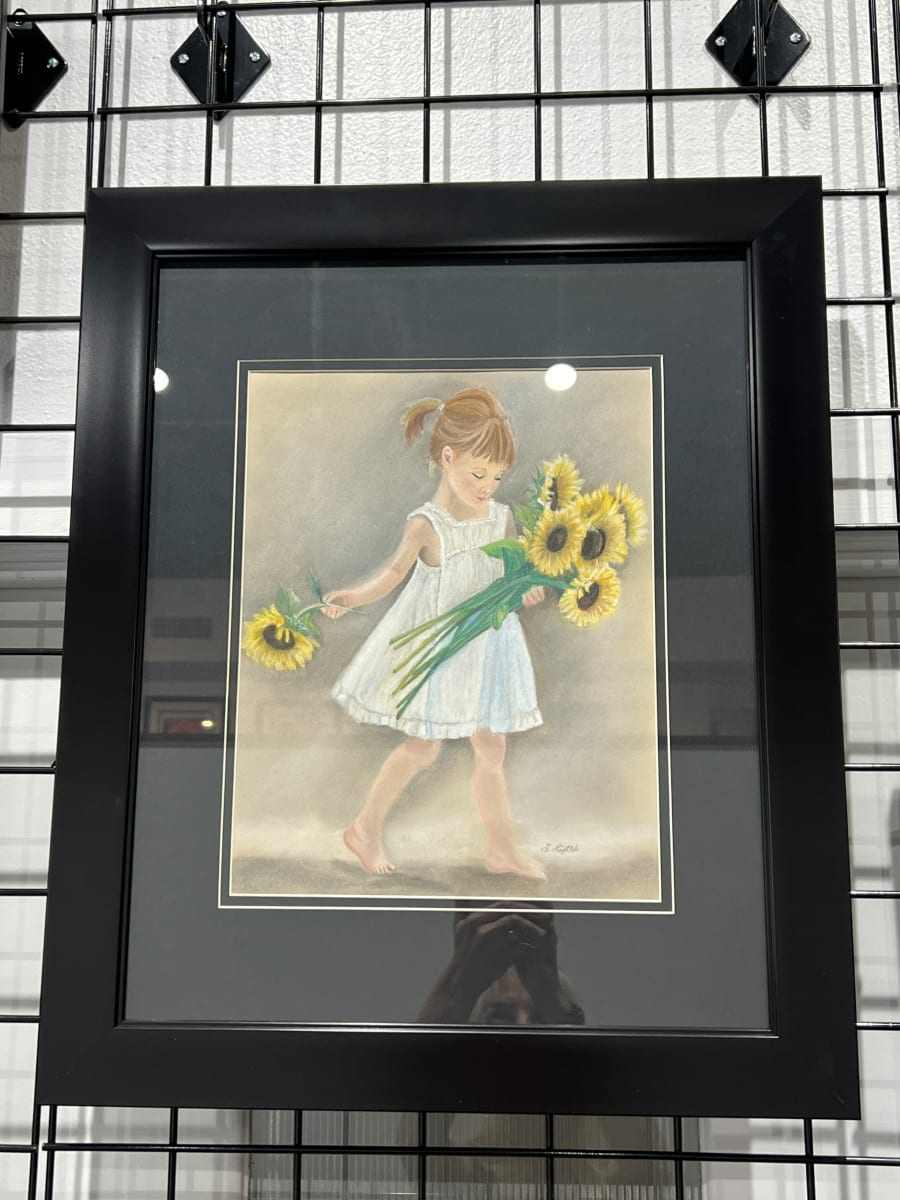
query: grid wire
[{"left": 0, "top": 0, "right": 899, "bottom": 1197}]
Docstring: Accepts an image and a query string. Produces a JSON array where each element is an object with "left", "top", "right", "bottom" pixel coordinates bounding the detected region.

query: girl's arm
[{"left": 322, "top": 516, "right": 433, "bottom": 618}]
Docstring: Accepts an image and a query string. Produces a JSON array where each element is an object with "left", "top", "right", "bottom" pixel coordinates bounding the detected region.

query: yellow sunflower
[
  {"left": 574, "top": 487, "right": 629, "bottom": 570},
  {"left": 559, "top": 566, "right": 621, "bottom": 628},
  {"left": 539, "top": 455, "right": 583, "bottom": 510},
  {"left": 615, "top": 482, "right": 648, "bottom": 547},
  {"left": 242, "top": 605, "right": 318, "bottom": 672},
  {"left": 524, "top": 505, "right": 585, "bottom": 576}
]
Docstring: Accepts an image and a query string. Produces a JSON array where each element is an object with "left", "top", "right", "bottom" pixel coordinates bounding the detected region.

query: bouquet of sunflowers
[
  {"left": 242, "top": 456, "right": 646, "bottom": 696},
  {"left": 389, "top": 456, "right": 647, "bottom": 718}
]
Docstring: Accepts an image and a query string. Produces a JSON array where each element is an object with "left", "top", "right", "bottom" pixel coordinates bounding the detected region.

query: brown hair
[{"left": 402, "top": 387, "right": 516, "bottom": 469}]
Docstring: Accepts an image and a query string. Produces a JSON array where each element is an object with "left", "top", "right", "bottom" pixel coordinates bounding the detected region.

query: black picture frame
[{"left": 37, "top": 179, "right": 859, "bottom": 1117}]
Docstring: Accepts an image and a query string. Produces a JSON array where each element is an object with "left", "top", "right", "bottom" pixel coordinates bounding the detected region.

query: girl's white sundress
[{"left": 332, "top": 499, "right": 543, "bottom": 739}]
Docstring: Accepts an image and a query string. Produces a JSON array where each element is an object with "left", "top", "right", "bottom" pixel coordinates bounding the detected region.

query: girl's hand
[
  {"left": 322, "top": 589, "right": 355, "bottom": 619},
  {"left": 521, "top": 586, "right": 546, "bottom": 607}
]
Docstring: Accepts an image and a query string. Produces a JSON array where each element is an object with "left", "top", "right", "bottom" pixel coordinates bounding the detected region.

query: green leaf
[
  {"left": 514, "top": 503, "right": 539, "bottom": 533},
  {"left": 482, "top": 538, "right": 526, "bottom": 565},
  {"left": 482, "top": 538, "right": 528, "bottom": 577},
  {"left": 308, "top": 569, "right": 323, "bottom": 603},
  {"left": 275, "top": 583, "right": 301, "bottom": 617},
  {"left": 491, "top": 606, "right": 508, "bottom": 630},
  {"left": 290, "top": 611, "right": 320, "bottom": 640}
]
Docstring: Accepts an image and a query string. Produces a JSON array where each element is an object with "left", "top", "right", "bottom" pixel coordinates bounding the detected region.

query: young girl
[{"left": 323, "top": 387, "right": 545, "bottom": 881}]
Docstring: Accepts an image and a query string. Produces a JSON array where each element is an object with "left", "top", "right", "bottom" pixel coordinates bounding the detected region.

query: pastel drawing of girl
[{"left": 323, "top": 387, "right": 546, "bottom": 881}]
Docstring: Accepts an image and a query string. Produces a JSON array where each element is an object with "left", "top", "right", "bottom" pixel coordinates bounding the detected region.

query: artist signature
[{"left": 540, "top": 843, "right": 579, "bottom": 855}]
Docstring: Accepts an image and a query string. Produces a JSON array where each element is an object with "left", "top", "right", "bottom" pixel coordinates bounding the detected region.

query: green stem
[
  {"left": 392, "top": 569, "right": 565, "bottom": 714},
  {"left": 391, "top": 620, "right": 459, "bottom": 674}
]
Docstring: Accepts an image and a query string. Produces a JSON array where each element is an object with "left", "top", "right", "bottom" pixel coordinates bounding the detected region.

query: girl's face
[{"left": 441, "top": 448, "right": 507, "bottom": 512}]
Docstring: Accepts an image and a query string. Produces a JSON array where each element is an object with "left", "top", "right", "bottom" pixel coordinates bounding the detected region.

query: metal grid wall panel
[{"left": 1, "top": 0, "right": 899, "bottom": 1197}]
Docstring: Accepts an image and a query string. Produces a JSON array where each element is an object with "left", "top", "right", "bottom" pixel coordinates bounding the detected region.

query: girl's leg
[
  {"left": 344, "top": 737, "right": 441, "bottom": 874},
  {"left": 470, "top": 730, "right": 545, "bottom": 880}
]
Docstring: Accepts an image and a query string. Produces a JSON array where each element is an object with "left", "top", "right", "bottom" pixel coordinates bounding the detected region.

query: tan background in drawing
[{"left": 230, "top": 368, "right": 660, "bottom": 903}]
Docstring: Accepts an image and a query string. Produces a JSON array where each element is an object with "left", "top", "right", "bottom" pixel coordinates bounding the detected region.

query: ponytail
[
  {"left": 403, "top": 387, "right": 517, "bottom": 468},
  {"left": 402, "top": 398, "right": 442, "bottom": 445}
]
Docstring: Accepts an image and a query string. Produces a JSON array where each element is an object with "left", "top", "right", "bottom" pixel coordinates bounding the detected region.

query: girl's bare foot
[
  {"left": 343, "top": 819, "right": 397, "bottom": 875},
  {"left": 486, "top": 849, "right": 546, "bottom": 881}
]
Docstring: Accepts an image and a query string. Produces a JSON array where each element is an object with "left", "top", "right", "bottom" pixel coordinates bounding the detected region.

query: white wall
[{"left": 1, "top": 1, "right": 899, "bottom": 1197}]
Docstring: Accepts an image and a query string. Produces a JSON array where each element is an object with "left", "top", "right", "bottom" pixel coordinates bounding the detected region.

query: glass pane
[{"left": 0, "top": 541, "right": 66, "bottom": 650}]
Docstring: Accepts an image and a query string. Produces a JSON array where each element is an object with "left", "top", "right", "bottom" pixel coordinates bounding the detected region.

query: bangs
[{"left": 467, "top": 419, "right": 516, "bottom": 468}]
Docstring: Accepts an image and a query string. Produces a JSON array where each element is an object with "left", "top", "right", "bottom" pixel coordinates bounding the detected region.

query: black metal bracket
[
  {"left": 706, "top": 0, "right": 810, "bottom": 88},
  {"left": 170, "top": 2, "right": 270, "bottom": 121},
  {"left": 3, "top": 9, "right": 68, "bottom": 129}
]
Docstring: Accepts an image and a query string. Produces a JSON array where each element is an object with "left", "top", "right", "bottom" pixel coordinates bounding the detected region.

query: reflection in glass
[{"left": 420, "top": 903, "right": 583, "bottom": 1027}]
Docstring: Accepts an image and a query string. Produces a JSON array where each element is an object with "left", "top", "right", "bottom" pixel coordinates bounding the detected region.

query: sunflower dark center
[
  {"left": 548, "top": 478, "right": 560, "bottom": 511},
  {"left": 577, "top": 582, "right": 600, "bottom": 611},
  {"left": 581, "top": 527, "right": 607, "bottom": 560},
  {"left": 547, "top": 525, "right": 569, "bottom": 552},
  {"left": 263, "top": 624, "right": 296, "bottom": 650}
]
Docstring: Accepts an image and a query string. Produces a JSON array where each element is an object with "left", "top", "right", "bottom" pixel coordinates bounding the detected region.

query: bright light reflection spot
[
  {"left": 200, "top": 719, "right": 215, "bottom": 729},
  {"left": 544, "top": 363, "right": 577, "bottom": 392},
  {"left": 153, "top": 368, "right": 170, "bottom": 393}
]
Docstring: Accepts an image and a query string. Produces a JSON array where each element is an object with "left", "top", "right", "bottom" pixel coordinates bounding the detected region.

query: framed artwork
[{"left": 36, "top": 179, "right": 859, "bottom": 1117}]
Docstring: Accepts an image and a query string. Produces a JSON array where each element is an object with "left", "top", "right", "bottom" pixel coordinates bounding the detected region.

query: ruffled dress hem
[{"left": 332, "top": 687, "right": 543, "bottom": 740}]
